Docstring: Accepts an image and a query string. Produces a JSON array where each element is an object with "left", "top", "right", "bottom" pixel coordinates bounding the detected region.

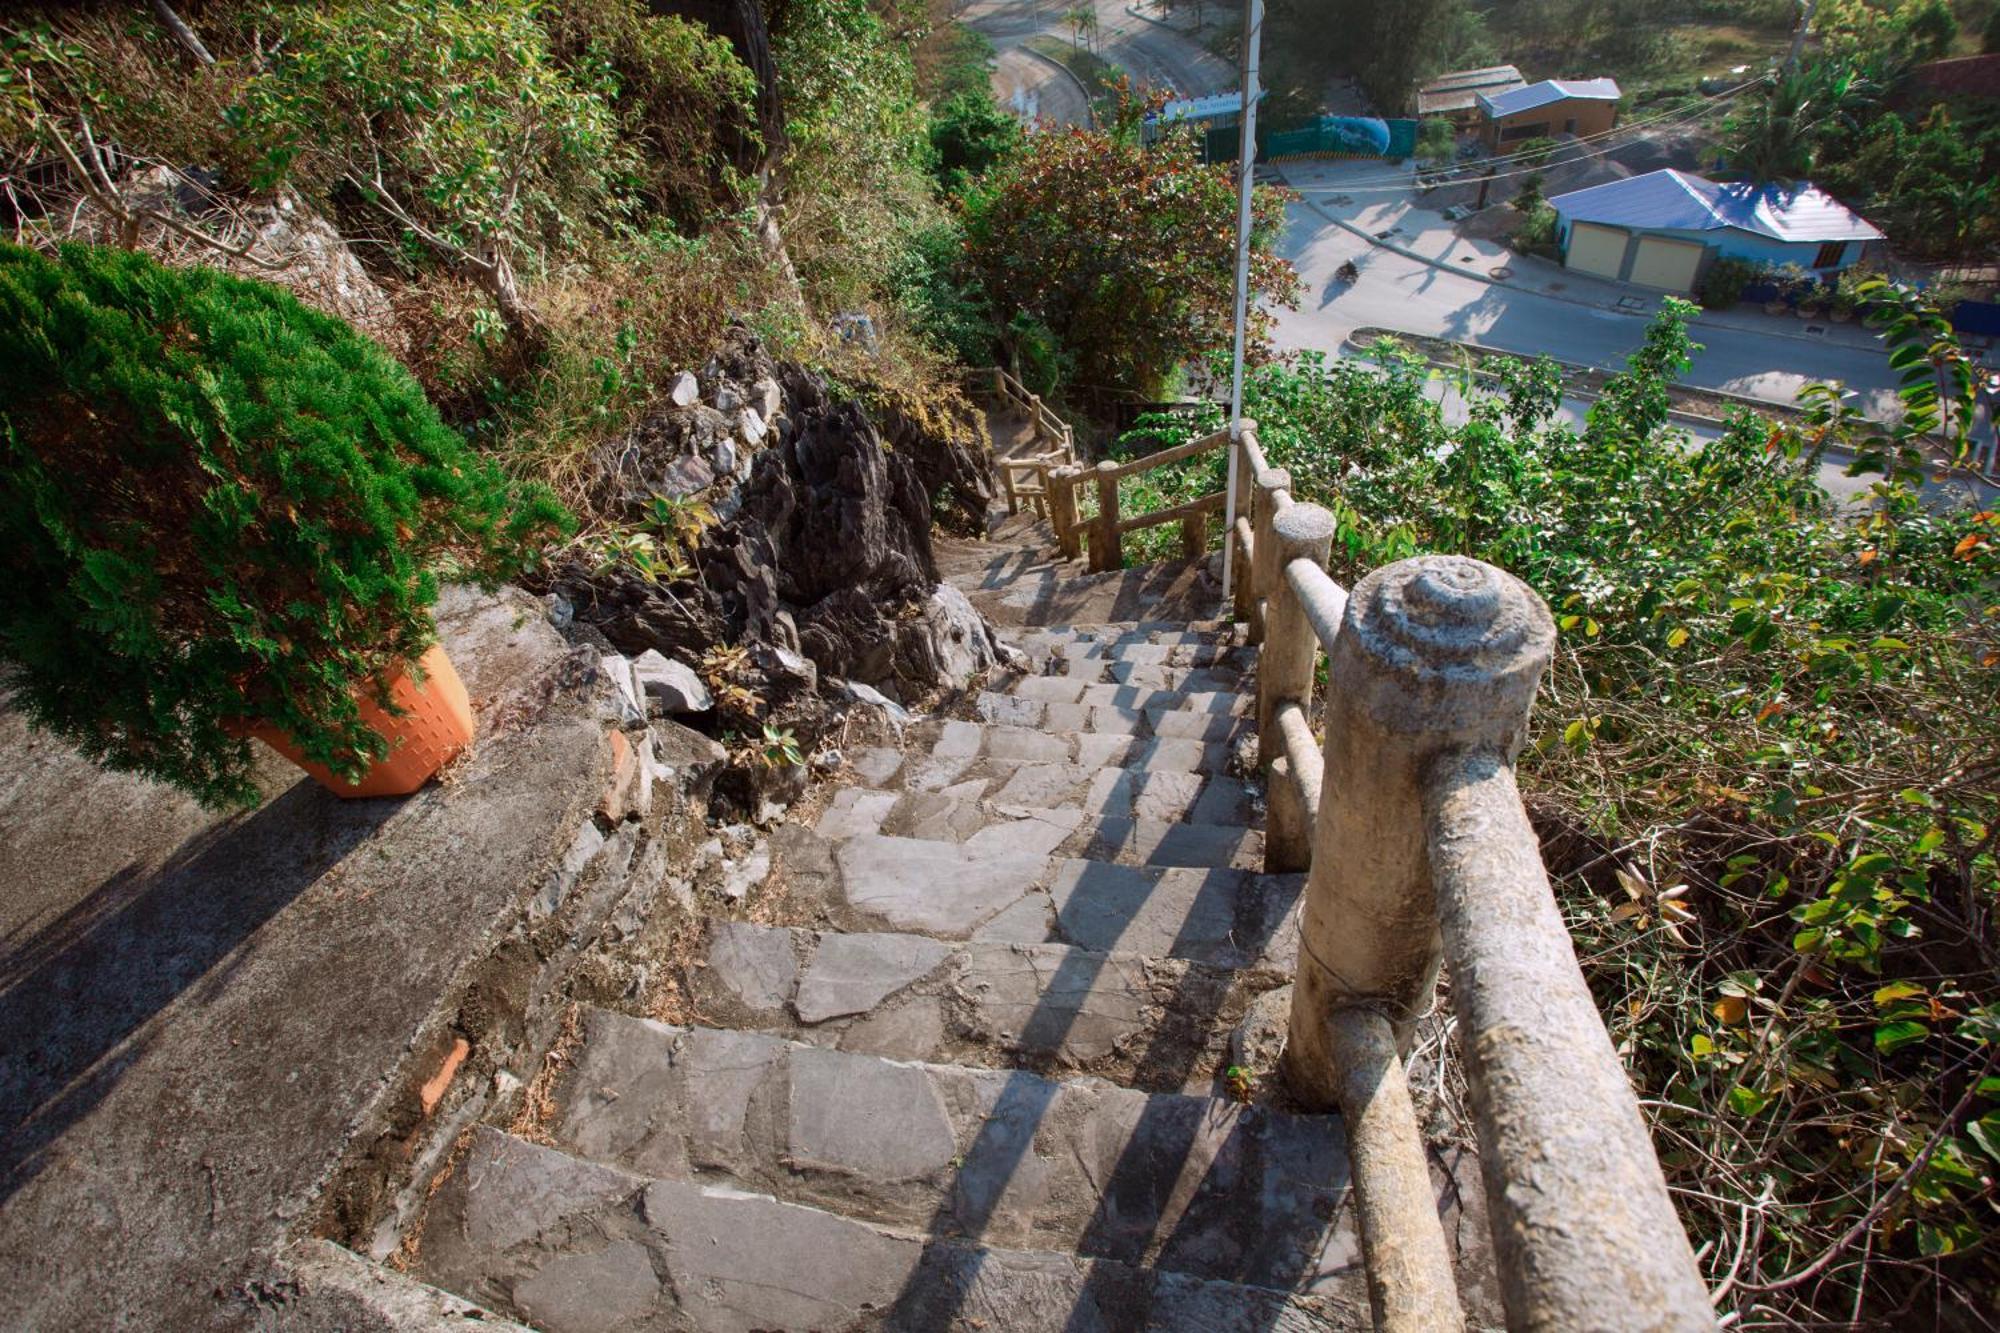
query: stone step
[
  {"left": 841, "top": 749, "right": 1258, "bottom": 825},
  {"left": 760, "top": 829, "right": 1302, "bottom": 969},
  {"left": 533, "top": 1016, "right": 1399, "bottom": 1300},
  {"left": 685, "top": 919, "right": 1283, "bottom": 1091},
  {"left": 417, "top": 1124, "right": 1372, "bottom": 1332},
  {"left": 818, "top": 786, "right": 1264, "bottom": 869},
  {"left": 906, "top": 718, "right": 1241, "bottom": 776},
  {"left": 1004, "top": 662, "right": 1247, "bottom": 697},
  {"left": 972, "top": 690, "right": 1250, "bottom": 738}
]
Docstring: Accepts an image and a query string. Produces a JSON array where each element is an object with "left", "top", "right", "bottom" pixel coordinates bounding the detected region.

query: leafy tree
[
  {"left": 0, "top": 243, "right": 569, "bottom": 806},
  {"left": 769, "top": 0, "right": 940, "bottom": 309},
  {"left": 1722, "top": 65, "right": 1876, "bottom": 185},
  {"left": 929, "top": 89, "right": 1022, "bottom": 194},
  {"left": 1416, "top": 117, "right": 1456, "bottom": 160},
  {"left": 235, "top": 0, "right": 628, "bottom": 352},
  {"left": 963, "top": 106, "right": 1299, "bottom": 397}
]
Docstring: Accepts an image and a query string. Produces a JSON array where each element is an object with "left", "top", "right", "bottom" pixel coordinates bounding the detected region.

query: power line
[{"left": 1281, "top": 80, "right": 1761, "bottom": 196}]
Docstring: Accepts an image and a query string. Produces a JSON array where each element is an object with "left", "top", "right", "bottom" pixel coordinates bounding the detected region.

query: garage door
[
  {"left": 1628, "top": 235, "right": 1705, "bottom": 293},
  {"left": 1566, "top": 222, "right": 1627, "bottom": 280}
]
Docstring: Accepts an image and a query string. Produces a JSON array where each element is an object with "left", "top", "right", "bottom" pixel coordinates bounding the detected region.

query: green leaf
[
  {"left": 1965, "top": 1114, "right": 2000, "bottom": 1164},
  {"left": 1727, "top": 1085, "right": 1771, "bottom": 1116},
  {"left": 1873, "top": 1020, "right": 1928, "bottom": 1055},
  {"left": 1665, "top": 625, "right": 1689, "bottom": 648}
]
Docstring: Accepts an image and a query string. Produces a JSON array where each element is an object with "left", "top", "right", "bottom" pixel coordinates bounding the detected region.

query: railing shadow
[{"left": 882, "top": 833, "right": 1337, "bottom": 1327}]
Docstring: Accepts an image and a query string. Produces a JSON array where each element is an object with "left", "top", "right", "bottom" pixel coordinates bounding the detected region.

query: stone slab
[
  {"left": 420, "top": 1125, "right": 1373, "bottom": 1331},
  {"left": 794, "top": 931, "right": 952, "bottom": 1024},
  {"left": 535, "top": 1020, "right": 1373, "bottom": 1295},
  {"left": 834, "top": 834, "right": 1050, "bottom": 936},
  {"left": 1048, "top": 862, "right": 1304, "bottom": 970}
]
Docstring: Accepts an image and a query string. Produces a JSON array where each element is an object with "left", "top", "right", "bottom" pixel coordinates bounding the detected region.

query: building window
[
  {"left": 1813, "top": 241, "right": 1846, "bottom": 268},
  {"left": 1564, "top": 117, "right": 1577, "bottom": 133},
  {"left": 1499, "top": 121, "right": 1550, "bottom": 142}
]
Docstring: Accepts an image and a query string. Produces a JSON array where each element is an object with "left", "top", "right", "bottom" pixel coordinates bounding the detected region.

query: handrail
[
  {"left": 1112, "top": 489, "right": 1226, "bottom": 535},
  {"left": 1031, "top": 418, "right": 1712, "bottom": 1325},
  {"left": 1251, "top": 505, "right": 1712, "bottom": 1329},
  {"left": 978, "top": 366, "right": 1076, "bottom": 521},
  {"left": 1099, "top": 427, "right": 1230, "bottom": 480}
]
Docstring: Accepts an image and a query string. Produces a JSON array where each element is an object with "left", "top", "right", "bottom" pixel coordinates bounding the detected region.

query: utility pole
[
  {"left": 1222, "top": 0, "right": 1262, "bottom": 601},
  {"left": 1785, "top": 0, "right": 1818, "bottom": 74}
]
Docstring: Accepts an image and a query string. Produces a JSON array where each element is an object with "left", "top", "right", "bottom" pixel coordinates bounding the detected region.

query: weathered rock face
[{"left": 538, "top": 324, "right": 1006, "bottom": 731}]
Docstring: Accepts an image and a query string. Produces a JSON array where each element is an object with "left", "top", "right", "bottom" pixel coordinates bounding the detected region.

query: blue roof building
[{"left": 1546, "top": 169, "right": 1884, "bottom": 294}]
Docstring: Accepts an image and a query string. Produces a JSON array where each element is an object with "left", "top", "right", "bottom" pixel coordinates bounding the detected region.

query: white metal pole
[{"left": 1221, "top": 0, "right": 1262, "bottom": 603}]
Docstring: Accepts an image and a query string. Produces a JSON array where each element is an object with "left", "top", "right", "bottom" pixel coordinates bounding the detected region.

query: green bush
[
  {"left": 0, "top": 243, "right": 570, "bottom": 806},
  {"left": 1696, "top": 256, "right": 1761, "bottom": 309},
  {"left": 1510, "top": 201, "right": 1559, "bottom": 258}
]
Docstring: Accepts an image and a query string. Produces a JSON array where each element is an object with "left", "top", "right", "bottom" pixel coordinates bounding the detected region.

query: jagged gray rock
[{"left": 631, "top": 650, "right": 711, "bottom": 714}]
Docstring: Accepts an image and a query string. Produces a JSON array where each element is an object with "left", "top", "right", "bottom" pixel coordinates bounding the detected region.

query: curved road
[{"left": 964, "top": 0, "right": 1232, "bottom": 129}]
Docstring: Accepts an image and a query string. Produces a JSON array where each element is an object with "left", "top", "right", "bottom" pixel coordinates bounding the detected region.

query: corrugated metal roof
[
  {"left": 1421, "top": 65, "right": 1525, "bottom": 94},
  {"left": 1477, "top": 78, "right": 1622, "bottom": 119},
  {"left": 1548, "top": 169, "right": 1885, "bottom": 243},
  {"left": 1418, "top": 84, "right": 1522, "bottom": 116}
]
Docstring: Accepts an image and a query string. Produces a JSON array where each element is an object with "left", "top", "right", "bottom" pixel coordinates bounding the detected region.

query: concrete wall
[
  {"left": 1482, "top": 98, "right": 1616, "bottom": 148},
  {"left": 1554, "top": 215, "right": 1869, "bottom": 290}
]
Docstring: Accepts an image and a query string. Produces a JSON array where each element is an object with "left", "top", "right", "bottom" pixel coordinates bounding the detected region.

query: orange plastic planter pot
[{"left": 247, "top": 644, "right": 475, "bottom": 798}]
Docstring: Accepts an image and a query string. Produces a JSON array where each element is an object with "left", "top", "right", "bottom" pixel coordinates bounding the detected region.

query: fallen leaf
[{"left": 1713, "top": 995, "right": 1749, "bottom": 1024}]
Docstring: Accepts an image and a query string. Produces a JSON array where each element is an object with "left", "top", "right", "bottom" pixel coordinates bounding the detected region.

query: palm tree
[{"left": 1723, "top": 65, "right": 1877, "bottom": 186}]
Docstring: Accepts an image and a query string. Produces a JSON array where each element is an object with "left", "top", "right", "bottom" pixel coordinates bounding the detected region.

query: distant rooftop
[
  {"left": 1416, "top": 65, "right": 1525, "bottom": 116},
  {"left": 1478, "top": 78, "right": 1622, "bottom": 120},
  {"left": 1548, "top": 168, "right": 1884, "bottom": 244}
]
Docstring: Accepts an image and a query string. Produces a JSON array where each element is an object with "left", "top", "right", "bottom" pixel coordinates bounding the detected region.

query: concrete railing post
[
  {"left": 1179, "top": 510, "right": 1207, "bottom": 561},
  {"left": 1256, "top": 504, "right": 1334, "bottom": 873},
  {"left": 1247, "top": 467, "right": 1288, "bottom": 646},
  {"left": 1028, "top": 393, "right": 1045, "bottom": 446},
  {"left": 1284, "top": 556, "right": 1555, "bottom": 1103},
  {"left": 1230, "top": 440, "right": 1258, "bottom": 626},
  {"left": 1090, "top": 462, "right": 1122, "bottom": 573},
  {"left": 1050, "top": 466, "right": 1083, "bottom": 561}
]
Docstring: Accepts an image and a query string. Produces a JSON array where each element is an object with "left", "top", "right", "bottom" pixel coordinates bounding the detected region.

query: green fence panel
[{"left": 1254, "top": 116, "right": 1417, "bottom": 162}]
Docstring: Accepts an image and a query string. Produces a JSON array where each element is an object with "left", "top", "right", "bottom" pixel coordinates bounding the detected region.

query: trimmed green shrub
[
  {"left": 0, "top": 243, "right": 571, "bottom": 807},
  {"left": 1696, "top": 256, "right": 1761, "bottom": 309}
]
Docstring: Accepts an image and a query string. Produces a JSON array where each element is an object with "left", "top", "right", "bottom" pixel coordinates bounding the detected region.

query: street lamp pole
[{"left": 1221, "top": 0, "right": 1262, "bottom": 602}]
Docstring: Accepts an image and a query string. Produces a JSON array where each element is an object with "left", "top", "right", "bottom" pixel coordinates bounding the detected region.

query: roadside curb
[
  {"left": 1280, "top": 170, "right": 1890, "bottom": 358},
  {"left": 1345, "top": 331, "right": 2000, "bottom": 486},
  {"left": 1016, "top": 43, "right": 1097, "bottom": 130}
]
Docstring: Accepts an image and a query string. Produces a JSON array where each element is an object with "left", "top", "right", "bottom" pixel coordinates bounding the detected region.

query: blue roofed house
[{"left": 1546, "top": 168, "right": 1884, "bottom": 295}]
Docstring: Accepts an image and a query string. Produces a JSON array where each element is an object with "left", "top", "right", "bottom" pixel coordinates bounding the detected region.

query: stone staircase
[{"left": 401, "top": 473, "right": 1499, "bottom": 1328}]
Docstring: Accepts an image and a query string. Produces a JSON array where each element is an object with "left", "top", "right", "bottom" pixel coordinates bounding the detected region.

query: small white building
[{"left": 1548, "top": 169, "right": 1883, "bottom": 294}]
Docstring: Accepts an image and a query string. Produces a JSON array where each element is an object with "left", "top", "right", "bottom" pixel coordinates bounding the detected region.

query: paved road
[
  {"left": 1271, "top": 196, "right": 1910, "bottom": 422},
  {"left": 965, "top": 0, "right": 1231, "bottom": 130}
]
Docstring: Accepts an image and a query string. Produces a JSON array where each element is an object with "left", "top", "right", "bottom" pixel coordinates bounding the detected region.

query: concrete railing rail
[{"left": 1090, "top": 423, "right": 1715, "bottom": 1331}]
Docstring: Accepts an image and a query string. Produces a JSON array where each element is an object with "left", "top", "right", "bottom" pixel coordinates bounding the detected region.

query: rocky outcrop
[{"left": 539, "top": 325, "right": 1006, "bottom": 730}]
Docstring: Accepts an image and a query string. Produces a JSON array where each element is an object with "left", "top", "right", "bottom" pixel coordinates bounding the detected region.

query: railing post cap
[
  {"left": 1337, "top": 555, "right": 1555, "bottom": 746},
  {"left": 1255, "top": 465, "right": 1290, "bottom": 490},
  {"left": 1272, "top": 501, "right": 1335, "bottom": 552},
  {"left": 1096, "top": 459, "right": 1119, "bottom": 473}
]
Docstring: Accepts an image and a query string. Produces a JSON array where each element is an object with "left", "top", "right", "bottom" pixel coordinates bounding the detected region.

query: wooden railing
[
  {"left": 1111, "top": 425, "right": 1716, "bottom": 1331},
  {"left": 982, "top": 367, "right": 1077, "bottom": 520}
]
